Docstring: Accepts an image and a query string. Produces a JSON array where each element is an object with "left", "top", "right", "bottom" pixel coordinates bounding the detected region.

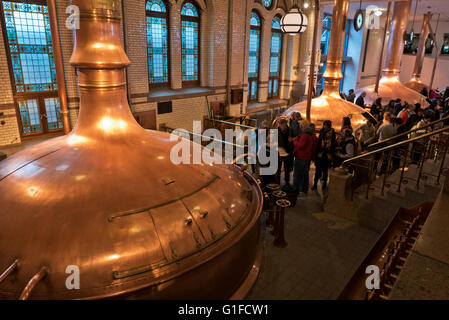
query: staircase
[{"left": 325, "top": 128, "right": 449, "bottom": 234}]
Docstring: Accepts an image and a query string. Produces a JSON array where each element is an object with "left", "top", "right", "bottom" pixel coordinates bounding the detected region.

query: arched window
[
  {"left": 181, "top": 1, "right": 200, "bottom": 85},
  {"left": 268, "top": 16, "right": 282, "bottom": 99},
  {"left": 248, "top": 11, "right": 261, "bottom": 102},
  {"left": 146, "top": 0, "right": 169, "bottom": 86},
  {"left": 1, "top": 0, "right": 63, "bottom": 137},
  {"left": 262, "top": 0, "right": 273, "bottom": 9}
]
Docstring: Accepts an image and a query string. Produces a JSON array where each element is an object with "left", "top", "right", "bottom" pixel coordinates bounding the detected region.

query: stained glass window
[
  {"left": 248, "top": 11, "right": 261, "bottom": 101},
  {"left": 181, "top": 1, "right": 199, "bottom": 84},
  {"left": 18, "top": 99, "right": 41, "bottom": 134},
  {"left": 268, "top": 16, "right": 282, "bottom": 98},
  {"left": 2, "top": 1, "right": 57, "bottom": 93},
  {"left": 146, "top": 0, "right": 169, "bottom": 85},
  {"left": 44, "top": 97, "right": 63, "bottom": 130},
  {"left": 262, "top": 0, "right": 272, "bottom": 9}
]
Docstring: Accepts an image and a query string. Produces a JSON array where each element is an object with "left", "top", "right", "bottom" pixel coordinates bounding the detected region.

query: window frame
[
  {"left": 0, "top": 0, "right": 63, "bottom": 137},
  {"left": 180, "top": 0, "right": 200, "bottom": 86},
  {"left": 247, "top": 10, "right": 262, "bottom": 103},
  {"left": 441, "top": 33, "right": 449, "bottom": 55},
  {"left": 146, "top": 0, "right": 171, "bottom": 88},
  {"left": 268, "top": 15, "right": 283, "bottom": 99}
]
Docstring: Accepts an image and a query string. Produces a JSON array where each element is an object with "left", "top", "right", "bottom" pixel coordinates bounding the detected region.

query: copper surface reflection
[{"left": 0, "top": 0, "right": 263, "bottom": 300}]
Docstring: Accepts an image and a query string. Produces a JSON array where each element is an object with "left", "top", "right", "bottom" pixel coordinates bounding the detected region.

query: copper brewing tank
[
  {"left": 0, "top": 0, "right": 263, "bottom": 299},
  {"left": 283, "top": 0, "right": 370, "bottom": 130},
  {"left": 404, "top": 12, "right": 432, "bottom": 93},
  {"left": 357, "top": 0, "right": 429, "bottom": 107}
]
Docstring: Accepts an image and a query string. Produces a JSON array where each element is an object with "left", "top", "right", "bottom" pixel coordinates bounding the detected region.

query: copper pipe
[
  {"left": 411, "top": 12, "right": 432, "bottom": 81},
  {"left": 47, "top": 0, "right": 71, "bottom": 135},
  {"left": 375, "top": 1, "right": 392, "bottom": 93},
  {"left": 226, "top": 0, "right": 233, "bottom": 106},
  {"left": 357, "top": 0, "right": 427, "bottom": 107},
  {"left": 19, "top": 267, "right": 48, "bottom": 300},
  {"left": 322, "top": 0, "right": 349, "bottom": 96},
  {"left": 0, "top": 259, "right": 18, "bottom": 284},
  {"left": 429, "top": 14, "right": 441, "bottom": 91},
  {"left": 383, "top": 0, "right": 411, "bottom": 77},
  {"left": 306, "top": 0, "right": 320, "bottom": 122}
]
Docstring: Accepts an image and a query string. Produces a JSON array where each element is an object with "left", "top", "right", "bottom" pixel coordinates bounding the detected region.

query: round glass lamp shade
[{"left": 280, "top": 7, "right": 308, "bottom": 34}]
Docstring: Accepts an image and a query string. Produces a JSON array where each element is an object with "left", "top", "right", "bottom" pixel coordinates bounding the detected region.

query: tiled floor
[
  {"left": 0, "top": 134, "right": 63, "bottom": 158},
  {"left": 248, "top": 187, "right": 380, "bottom": 300}
]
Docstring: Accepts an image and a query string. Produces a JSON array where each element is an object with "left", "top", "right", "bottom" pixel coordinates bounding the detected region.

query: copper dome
[
  {"left": 357, "top": 76, "right": 429, "bottom": 106},
  {"left": 0, "top": 0, "right": 263, "bottom": 299},
  {"left": 283, "top": 94, "right": 370, "bottom": 129}
]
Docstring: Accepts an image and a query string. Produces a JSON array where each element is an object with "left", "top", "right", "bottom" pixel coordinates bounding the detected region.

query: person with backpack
[
  {"left": 334, "top": 129, "right": 356, "bottom": 167},
  {"left": 312, "top": 127, "right": 335, "bottom": 191}
]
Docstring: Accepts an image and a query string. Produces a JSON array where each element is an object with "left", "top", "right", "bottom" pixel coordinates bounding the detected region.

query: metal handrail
[
  {"left": 208, "top": 119, "right": 256, "bottom": 130},
  {"left": 0, "top": 259, "right": 19, "bottom": 284},
  {"left": 344, "top": 126, "right": 449, "bottom": 164},
  {"left": 367, "top": 115, "right": 449, "bottom": 149},
  {"left": 159, "top": 125, "right": 247, "bottom": 149}
]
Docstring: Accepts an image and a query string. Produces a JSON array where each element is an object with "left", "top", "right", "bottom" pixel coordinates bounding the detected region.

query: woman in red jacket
[{"left": 292, "top": 121, "right": 318, "bottom": 195}]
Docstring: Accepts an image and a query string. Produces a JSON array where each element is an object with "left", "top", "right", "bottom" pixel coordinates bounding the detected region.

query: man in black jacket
[
  {"left": 276, "top": 119, "right": 293, "bottom": 187},
  {"left": 355, "top": 91, "right": 366, "bottom": 108}
]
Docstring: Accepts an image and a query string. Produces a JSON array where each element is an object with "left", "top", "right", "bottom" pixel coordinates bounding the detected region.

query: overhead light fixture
[
  {"left": 280, "top": 0, "right": 308, "bottom": 34},
  {"left": 304, "top": 1, "right": 309, "bottom": 9},
  {"left": 375, "top": 9, "right": 383, "bottom": 16}
]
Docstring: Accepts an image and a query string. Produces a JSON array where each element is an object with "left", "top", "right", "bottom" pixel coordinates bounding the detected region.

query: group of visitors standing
[
  {"left": 273, "top": 85, "right": 449, "bottom": 197},
  {"left": 276, "top": 113, "right": 357, "bottom": 196}
]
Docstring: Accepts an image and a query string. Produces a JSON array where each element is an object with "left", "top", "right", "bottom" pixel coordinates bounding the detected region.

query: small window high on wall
[
  {"left": 248, "top": 11, "right": 261, "bottom": 102},
  {"left": 0, "top": 0, "right": 63, "bottom": 137},
  {"left": 181, "top": 1, "right": 200, "bottom": 85},
  {"left": 268, "top": 16, "right": 282, "bottom": 99},
  {"left": 146, "top": 0, "right": 170, "bottom": 86}
]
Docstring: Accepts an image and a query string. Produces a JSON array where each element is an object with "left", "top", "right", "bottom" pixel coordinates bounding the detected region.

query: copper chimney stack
[
  {"left": 282, "top": 0, "right": 370, "bottom": 129},
  {"left": 357, "top": 0, "right": 429, "bottom": 107},
  {"left": 404, "top": 12, "right": 432, "bottom": 92},
  {"left": 0, "top": 0, "right": 263, "bottom": 299}
]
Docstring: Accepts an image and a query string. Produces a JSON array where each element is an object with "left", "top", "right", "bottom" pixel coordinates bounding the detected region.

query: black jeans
[
  {"left": 314, "top": 159, "right": 330, "bottom": 189},
  {"left": 293, "top": 158, "right": 310, "bottom": 194},
  {"left": 276, "top": 155, "right": 293, "bottom": 185}
]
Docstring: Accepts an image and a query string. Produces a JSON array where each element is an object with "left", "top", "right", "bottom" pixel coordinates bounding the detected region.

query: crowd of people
[{"left": 273, "top": 85, "right": 449, "bottom": 197}]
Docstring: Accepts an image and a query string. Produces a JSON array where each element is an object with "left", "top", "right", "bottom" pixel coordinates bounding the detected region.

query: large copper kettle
[{"left": 0, "top": 0, "right": 263, "bottom": 299}]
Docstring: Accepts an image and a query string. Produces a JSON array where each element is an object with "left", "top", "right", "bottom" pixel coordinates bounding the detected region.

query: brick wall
[
  {"left": 0, "top": 0, "right": 317, "bottom": 146},
  {"left": 0, "top": 7, "right": 20, "bottom": 147}
]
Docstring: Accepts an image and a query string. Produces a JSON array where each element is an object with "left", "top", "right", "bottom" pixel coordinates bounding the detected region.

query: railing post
[
  {"left": 437, "top": 137, "right": 449, "bottom": 184},
  {"left": 416, "top": 139, "right": 430, "bottom": 189},
  {"left": 398, "top": 148, "right": 409, "bottom": 193},
  {"left": 381, "top": 151, "right": 393, "bottom": 196},
  {"left": 366, "top": 157, "right": 375, "bottom": 199}
]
